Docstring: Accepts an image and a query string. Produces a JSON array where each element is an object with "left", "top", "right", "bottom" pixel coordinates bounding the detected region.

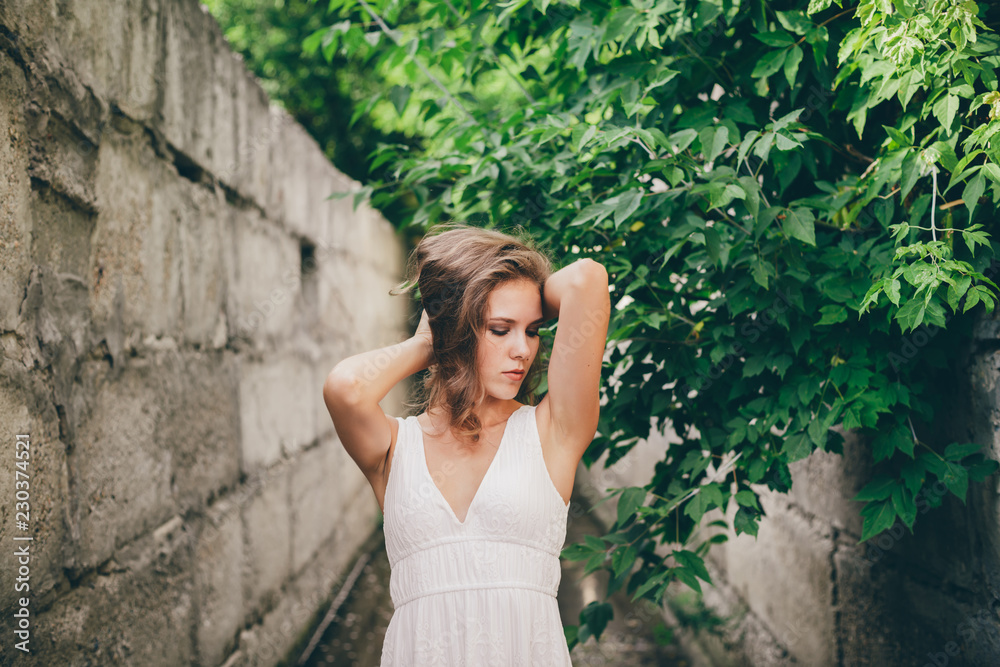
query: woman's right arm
[{"left": 323, "top": 310, "right": 434, "bottom": 477}]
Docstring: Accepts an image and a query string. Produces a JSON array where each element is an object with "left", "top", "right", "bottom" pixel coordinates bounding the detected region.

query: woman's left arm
[{"left": 541, "top": 257, "right": 611, "bottom": 457}]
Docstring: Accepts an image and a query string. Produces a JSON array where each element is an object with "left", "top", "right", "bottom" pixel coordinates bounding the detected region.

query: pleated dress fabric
[{"left": 380, "top": 403, "right": 574, "bottom": 666}]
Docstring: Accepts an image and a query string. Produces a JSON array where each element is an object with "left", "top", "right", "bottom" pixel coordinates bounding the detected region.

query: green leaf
[
  {"left": 751, "top": 254, "right": 774, "bottom": 289},
  {"left": 784, "top": 45, "right": 804, "bottom": 87},
  {"left": 388, "top": 84, "right": 412, "bottom": 115},
  {"left": 807, "top": 0, "right": 835, "bottom": 14},
  {"left": 584, "top": 551, "right": 606, "bottom": 575},
  {"left": 891, "top": 485, "right": 917, "bottom": 529},
  {"left": 941, "top": 461, "right": 969, "bottom": 502},
  {"left": 684, "top": 492, "right": 709, "bottom": 524},
  {"left": 611, "top": 544, "right": 639, "bottom": 578},
  {"left": 963, "top": 286, "right": 981, "bottom": 314},
  {"left": 895, "top": 298, "right": 926, "bottom": 333},
  {"left": 872, "top": 424, "right": 914, "bottom": 462},
  {"left": 670, "top": 128, "right": 699, "bottom": 152},
  {"left": 900, "top": 150, "right": 923, "bottom": 200},
  {"left": 969, "top": 459, "right": 1000, "bottom": 483},
  {"left": 852, "top": 476, "right": 896, "bottom": 502},
  {"left": 808, "top": 417, "right": 828, "bottom": 447},
  {"left": 702, "top": 482, "right": 724, "bottom": 510},
  {"left": 580, "top": 601, "right": 614, "bottom": 640},
  {"left": 772, "top": 108, "right": 804, "bottom": 131},
  {"left": 569, "top": 200, "right": 614, "bottom": 227},
  {"left": 617, "top": 486, "right": 646, "bottom": 527},
  {"left": 884, "top": 126, "right": 911, "bottom": 147},
  {"left": 775, "top": 131, "right": 802, "bottom": 151},
  {"left": 782, "top": 208, "right": 816, "bottom": 245},
  {"left": 744, "top": 355, "right": 768, "bottom": 377},
  {"left": 674, "top": 564, "right": 702, "bottom": 593},
  {"left": 817, "top": 305, "right": 847, "bottom": 325},
  {"left": 944, "top": 442, "right": 983, "bottom": 460},
  {"left": 964, "top": 172, "right": 986, "bottom": 221},
  {"left": 885, "top": 278, "right": 901, "bottom": 306},
  {"left": 735, "top": 489, "right": 761, "bottom": 510},
  {"left": 932, "top": 93, "right": 960, "bottom": 131},
  {"left": 754, "top": 32, "right": 796, "bottom": 47},
  {"left": 621, "top": 80, "right": 641, "bottom": 116},
  {"left": 859, "top": 498, "right": 897, "bottom": 541},
  {"left": 673, "top": 549, "right": 712, "bottom": 583},
  {"left": 782, "top": 432, "right": 812, "bottom": 462},
  {"left": 737, "top": 130, "right": 761, "bottom": 164},
  {"left": 614, "top": 190, "right": 643, "bottom": 228},
  {"left": 704, "top": 226, "right": 721, "bottom": 266},
  {"left": 901, "top": 460, "right": 925, "bottom": 496},
  {"left": 775, "top": 10, "right": 813, "bottom": 36},
  {"left": 734, "top": 507, "right": 759, "bottom": 537},
  {"left": 574, "top": 123, "right": 598, "bottom": 151},
  {"left": 752, "top": 49, "right": 788, "bottom": 79},
  {"left": 700, "top": 126, "right": 729, "bottom": 162},
  {"left": 630, "top": 570, "right": 668, "bottom": 601}
]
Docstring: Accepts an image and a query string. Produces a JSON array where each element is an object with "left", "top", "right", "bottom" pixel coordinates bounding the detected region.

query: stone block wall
[
  {"left": 582, "top": 330, "right": 1000, "bottom": 665},
  {"left": 0, "top": 1, "right": 408, "bottom": 664}
]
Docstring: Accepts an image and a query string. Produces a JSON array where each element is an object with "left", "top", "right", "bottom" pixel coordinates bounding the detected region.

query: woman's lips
[{"left": 503, "top": 371, "right": 524, "bottom": 380}]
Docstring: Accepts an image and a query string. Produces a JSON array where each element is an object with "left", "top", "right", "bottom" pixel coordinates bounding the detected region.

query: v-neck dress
[{"left": 380, "top": 403, "right": 574, "bottom": 666}]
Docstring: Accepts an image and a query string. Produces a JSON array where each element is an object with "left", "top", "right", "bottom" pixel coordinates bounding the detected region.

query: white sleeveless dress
[{"left": 380, "top": 403, "right": 574, "bottom": 666}]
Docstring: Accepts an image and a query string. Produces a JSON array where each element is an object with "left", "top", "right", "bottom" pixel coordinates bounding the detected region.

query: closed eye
[{"left": 490, "top": 329, "right": 540, "bottom": 338}]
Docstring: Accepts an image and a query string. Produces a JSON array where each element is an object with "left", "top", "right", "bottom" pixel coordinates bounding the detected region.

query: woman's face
[{"left": 476, "top": 279, "right": 544, "bottom": 402}]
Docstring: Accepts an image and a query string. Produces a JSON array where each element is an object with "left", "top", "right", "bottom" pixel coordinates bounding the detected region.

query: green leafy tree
[
  {"left": 203, "top": 0, "right": 421, "bottom": 222},
  {"left": 301, "top": 0, "right": 1000, "bottom": 647}
]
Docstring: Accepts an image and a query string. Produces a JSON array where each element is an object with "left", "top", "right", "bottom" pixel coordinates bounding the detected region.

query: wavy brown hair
[{"left": 390, "top": 222, "right": 553, "bottom": 442}]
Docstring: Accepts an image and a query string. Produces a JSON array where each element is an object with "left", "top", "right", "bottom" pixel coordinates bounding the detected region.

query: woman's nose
[{"left": 511, "top": 332, "right": 531, "bottom": 359}]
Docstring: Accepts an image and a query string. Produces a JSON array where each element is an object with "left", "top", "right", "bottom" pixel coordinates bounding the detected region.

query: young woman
[{"left": 323, "top": 223, "right": 610, "bottom": 665}]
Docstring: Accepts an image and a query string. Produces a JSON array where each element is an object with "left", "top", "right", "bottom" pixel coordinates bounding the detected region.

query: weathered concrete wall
[
  {"left": 0, "top": 1, "right": 407, "bottom": 664},
  {"left": 582, "top": 328, "right": 1000, "bottom": 666}
]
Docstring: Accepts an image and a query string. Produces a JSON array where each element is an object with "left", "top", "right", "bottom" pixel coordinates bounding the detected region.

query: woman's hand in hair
[{"left": 414, "top": 308, "right": 436, "bottom": 365}]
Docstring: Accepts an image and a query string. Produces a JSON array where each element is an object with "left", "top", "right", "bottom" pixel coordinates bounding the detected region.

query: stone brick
[
  {"left": 317, "top": 252, "right": 362, "bottom": 343},
  {"left": 224, "top": 68, "right": 275, "bottom": 205},
  {"left": 90, "top": 123, "right": 184, "bottom": 346},
  {"left": 242, "top": 467, "right": 292, "bottom": 618},
  {"left": 224, "top": 208, "right": 300, "bottom": 345},
  {"left": 67, "top": 358, "right": 178, "bottom": 573},
  {"left": 835, "top": 536, "right": 997, "bottom": 667},
  {"left": 17, "top": 262, "right": 91, "bottom": 418},
  {"left": 31, "top": 513, "right": 196, "bottom": 666},
  {"left": 785, "top": 426, "right": 871, "bottom": 538},
  {"left": 194, "top": 498, "right": 244, "bottom": 666},
  {"left": 238, "top": 352, "right": 316, "bottom": 471},
  {"left": 39, "top": 0, "right": 130, "bottom": 106},
  {"left": 290, "top": 438, "right": 342, "bottom": 575},
  {"left": 114, "top": 0, "right": 164, "bottom": 122},
  {"left": 718, "top": 493, "right": 836, "bottom": 666},
  {"left": 0, "top": 358, "right": 68, "bottom": 615},
  {"left": 175, "top": 177, "right": 229, "bottom": 346},
  {"left": 159, "top": 349, "right": 241, "bottom": 515},
  {"left": 229, "top": 488, "right": 381, "bottom": 667},
  {"left": 28, "top": 184, "right": 96, "bottom": 283},
  {"left": 161, "top": 0, "right": 233, "bottom": 176},
  {"left": 266, "top": 111, "right": 329, "bottom": 242},
  {"left": 0, "top": 53, "right": 32, "bottom": 332},
  {"left": 25, "top": 103, "right": 102, "bottom": 212}
]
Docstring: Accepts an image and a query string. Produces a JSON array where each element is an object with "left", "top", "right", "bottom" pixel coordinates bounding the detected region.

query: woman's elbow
[
  {"left": 572, "top": 258, "right": 609, "bottom": 287},
  {"left": 323, "top": 369, "right": 362, "bottom": 408}
]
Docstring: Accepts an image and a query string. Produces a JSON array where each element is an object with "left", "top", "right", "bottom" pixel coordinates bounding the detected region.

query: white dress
[{"left": 380, "top": 403, "right": 574, "bottom": 666}]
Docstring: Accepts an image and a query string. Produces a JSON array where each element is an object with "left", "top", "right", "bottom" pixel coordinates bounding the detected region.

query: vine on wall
[{"left": 306, "top": 0, "right": 1000, "bottom": 646}]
